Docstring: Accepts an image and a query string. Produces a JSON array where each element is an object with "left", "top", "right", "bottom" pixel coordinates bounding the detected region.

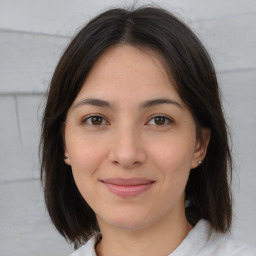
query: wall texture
[{"left": 0, "top": 0, "right": 255, "bottom": 255}]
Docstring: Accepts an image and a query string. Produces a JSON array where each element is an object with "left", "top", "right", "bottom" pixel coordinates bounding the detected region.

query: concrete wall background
[{"left": 0, "top": 0, "right": 255, "bottom": 255}]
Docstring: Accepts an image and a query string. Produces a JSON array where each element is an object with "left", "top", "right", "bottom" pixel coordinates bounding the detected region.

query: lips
[{"left": 100, "top": 178, "right": 155, "bottom": 197}]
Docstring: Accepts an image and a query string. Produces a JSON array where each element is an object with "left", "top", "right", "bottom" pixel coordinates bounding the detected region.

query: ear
[
  {"left": 191, "top": 128, "right": 211, "bottom": 169},
  {"left": 64, "top": 146, "right": 71, "bottom": 165},
  {"left": 62, "top": 122, "right": 71, "bottom": 166}
]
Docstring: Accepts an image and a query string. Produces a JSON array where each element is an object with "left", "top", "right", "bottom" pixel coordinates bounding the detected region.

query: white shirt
[{"left": 69, "top": 219, "right": 256, "bottom": 256}]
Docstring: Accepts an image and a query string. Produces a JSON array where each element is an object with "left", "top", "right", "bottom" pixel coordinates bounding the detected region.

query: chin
[{"left": 99, "top": 211, "right": 152, "bottom": 231}]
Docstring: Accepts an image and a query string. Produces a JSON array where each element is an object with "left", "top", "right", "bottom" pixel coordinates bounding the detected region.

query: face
[{"left": 64, "top": 45, "right": 209, "bottom": 231}]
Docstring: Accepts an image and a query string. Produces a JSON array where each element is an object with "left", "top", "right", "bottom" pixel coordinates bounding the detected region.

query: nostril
[{"left": 107, "top": 136, "right": 147, "bottom": 167}]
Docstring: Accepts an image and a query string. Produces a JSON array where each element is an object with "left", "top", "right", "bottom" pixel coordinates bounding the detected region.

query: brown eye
[
  {"left": 147, "top": 115, "right": 172, "bottom": 126},
  {"left": 91, "top": 116, "right": 103, "bottom": 125},
  {"left": 154, "top": 116, "right": 166, "bottom": 125},
  {"left": 83, "top": 115, "right": 107, "bottom": 126}
]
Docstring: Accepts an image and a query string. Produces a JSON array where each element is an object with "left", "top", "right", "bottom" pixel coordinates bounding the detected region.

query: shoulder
[
  {"left": 209, "top": 233, "right": 256, "bottom": 256},
  {"left": 195, "top": 220, "right": 256, "bottom": 256},
  {"left": 68, "top": 236, "right": 98, "bottom": 256}
]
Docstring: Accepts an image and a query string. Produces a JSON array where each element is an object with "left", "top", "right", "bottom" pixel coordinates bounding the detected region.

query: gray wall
[{"left": 0, "top": 0, "right": 255, "bottom": 255}]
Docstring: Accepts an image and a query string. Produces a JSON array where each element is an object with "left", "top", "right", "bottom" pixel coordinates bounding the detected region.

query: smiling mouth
[{"left": 100, "top": 178, "right": 155, "bottom": 197}]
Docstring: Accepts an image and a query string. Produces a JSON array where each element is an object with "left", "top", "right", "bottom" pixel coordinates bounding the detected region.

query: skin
[{"left": 64, "top": 44, "right": 210, "bottom": 256}]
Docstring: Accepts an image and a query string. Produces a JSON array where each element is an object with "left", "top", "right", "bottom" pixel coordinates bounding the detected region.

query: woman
[{"left": 40, "top": 6, "right": 256, "bottom": 256}]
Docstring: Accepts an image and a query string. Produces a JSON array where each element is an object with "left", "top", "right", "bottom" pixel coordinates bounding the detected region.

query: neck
[{"left": 95, "top": 212, "right": 192, "bottom": 256}]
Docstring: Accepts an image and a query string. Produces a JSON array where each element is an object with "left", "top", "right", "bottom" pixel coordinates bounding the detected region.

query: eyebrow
[
  {"left": 72, "top": 97, "right": 183, "bottom": 110},
  {"left": 73, "top": 98, "right": 112, "bottom": 109},
  {"left": 139, "top": 98, "right": 183, "bottom": 109}
]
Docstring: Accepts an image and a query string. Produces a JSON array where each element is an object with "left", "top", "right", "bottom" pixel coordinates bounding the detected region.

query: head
[{"left": 40, "top": 6, "right": 232, "bottom": 245}]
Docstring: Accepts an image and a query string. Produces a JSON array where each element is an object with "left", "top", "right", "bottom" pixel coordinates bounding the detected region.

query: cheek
[
  {"left": 67, "top": 137, "right": 108, "bottom": 206},
  {"left": 66, "top": 132, "right": 109, "bottom": 183},
  {"left": 147, "top": 134, "right": 195, "bottom": 194},
  {"left": 148, "top": 134, "right": 196, "bottom": 171}
]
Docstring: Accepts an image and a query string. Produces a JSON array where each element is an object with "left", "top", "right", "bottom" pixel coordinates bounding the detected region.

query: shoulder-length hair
[{"left": 40, "top": 6, "right": 232, "bottom": 245}]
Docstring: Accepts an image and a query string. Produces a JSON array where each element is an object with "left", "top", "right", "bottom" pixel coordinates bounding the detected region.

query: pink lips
[{"left": 101, "top": 178, "right": 155, "bottom": 197}]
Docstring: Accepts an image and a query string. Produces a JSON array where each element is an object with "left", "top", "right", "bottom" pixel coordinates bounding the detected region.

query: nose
[{"left": 108, "top": 126, "right": 146, "bottom": 168}]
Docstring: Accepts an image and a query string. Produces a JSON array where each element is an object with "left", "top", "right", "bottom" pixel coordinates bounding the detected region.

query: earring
[
  {"left": 185, "top": 200, "right": 190, "bottom": 208},
  {"left": 198, "top": 161, "right": 202, "bottom": 165},
  {"left": 64, "top": 156, "right": 68, "bottom": 159}
]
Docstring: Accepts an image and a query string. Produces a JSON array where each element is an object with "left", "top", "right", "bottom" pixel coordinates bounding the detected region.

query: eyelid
[
  {"left": 81, "top": 114, "right": 110, "bottom": 126},
  {"left": 146, "top": 115, "right": 174, "bottom": 126}
]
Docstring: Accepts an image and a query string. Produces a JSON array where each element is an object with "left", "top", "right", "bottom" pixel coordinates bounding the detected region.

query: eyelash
[
  {"left": 81, "top": 115, "right": 173, "bottom": 127},
  {"left": 146, "top": 115, "right": 173, "bottom": 126},
  {"left": 81, "top": 115, "right": 109, "bottom": 126}
]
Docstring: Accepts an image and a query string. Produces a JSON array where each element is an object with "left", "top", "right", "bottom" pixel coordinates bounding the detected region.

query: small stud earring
[{"left": 198, "top": 161, "right": 202, "bottom": 165}]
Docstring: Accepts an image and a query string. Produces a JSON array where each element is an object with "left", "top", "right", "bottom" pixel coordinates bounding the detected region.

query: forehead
[{"left": 72, "top": 44, "right": 180, "bottom": 104}]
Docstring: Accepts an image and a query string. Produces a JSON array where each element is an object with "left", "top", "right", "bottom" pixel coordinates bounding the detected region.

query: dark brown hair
[{"left": 40, "top": 6, "right": 232, "bottom": 246}]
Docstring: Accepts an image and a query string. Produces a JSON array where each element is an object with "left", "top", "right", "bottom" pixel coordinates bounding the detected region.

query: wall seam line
[{"left": 14, "top": 95, "right": 23, "bottom": 146}]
